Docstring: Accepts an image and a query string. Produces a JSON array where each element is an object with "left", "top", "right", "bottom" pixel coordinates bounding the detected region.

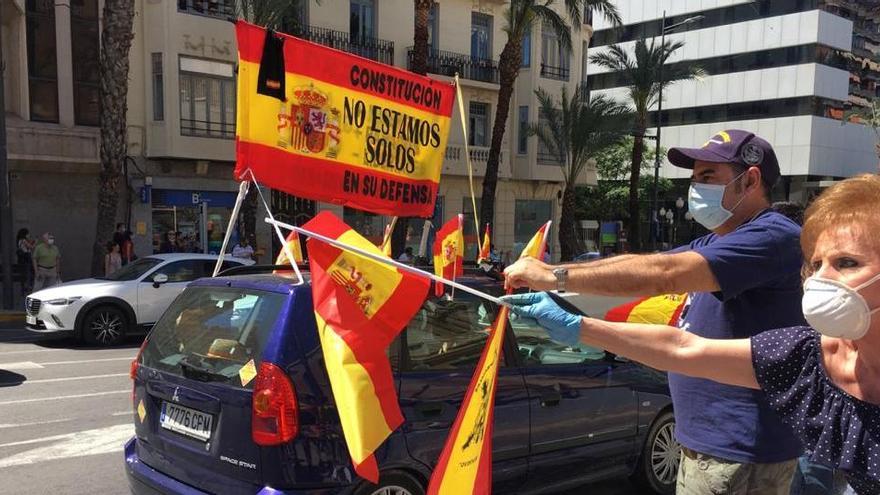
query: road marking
[
  {"left": 0, "top": 348, "right": 68, "bottom": 356},
  {"left": 39, "top": 356, "right": 134, "bottom": 366},
  {"left": 0, "top": 390, "right": 129, "bottom": 406},
  {"left": 24, "top": 373, "right": 128, "bottom": 384},
  {"left": 0, "top": 361, "right": 43, "bottom": 370},
  {"left": 0, "top": 423, "right": 134, "bottom": 468},
  {"left": 111, "top": 411, "right": 131, "bottom": 417},
  {"left": 0, "top": 418, "right": 72, "bottom": 429}
]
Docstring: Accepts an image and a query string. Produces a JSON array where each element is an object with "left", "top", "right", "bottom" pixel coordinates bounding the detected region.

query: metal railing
[
  {"left": 177, "top": 0, "right": 234, "bottom": 19},
  {"left": 290, "top": 25, "right": 395, "bottom": 65},
  {"left": 180, "top": 119, "right": 235, "bottom": 139},
  {"left": 540, "top": 63, "right": 570, "bottom": 81},
  {"left": 537, "top": 150, "right": 563, "bottom": 165},
  {"left": 407, "top": 47, "right": 499, "bottom": 84},
  {"left": 445, "top": 145, "right": 502, "bottom": 165}
]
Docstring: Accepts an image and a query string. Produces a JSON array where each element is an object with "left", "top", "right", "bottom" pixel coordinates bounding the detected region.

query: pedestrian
[
  {"left": 121, "top": 230, "right": 136, "bottom": 265},
  {"left": 16, "top": 228, "right": 35, "bottom": 294},
  {"left": 159, "top": 231, "right": 178, "bottom": 254},
  {"left": 231, "top": 236, "right": 254, "bottom": 260},
  {"left": 32, "top": 232, "right": 61, "bottom": 291},
  {"left": 113, "top": 223, "right": 127, "bottom": 250},
  {"left": 104, "top": 242, "right": 122, "bottom": 277},
  {"left": 397, "top": 247, "right": 414, "bottom": 263},
  {"left": 504, "top": 173, "right": 880, "bottom": 494},
  {"left": 505, "top": 129, "right": 804, "bottom": 494}
]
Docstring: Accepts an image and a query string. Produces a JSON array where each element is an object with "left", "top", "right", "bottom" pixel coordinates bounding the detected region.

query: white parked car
[{"left": 25, "top": 253, "right": 254, "bottom": 346}]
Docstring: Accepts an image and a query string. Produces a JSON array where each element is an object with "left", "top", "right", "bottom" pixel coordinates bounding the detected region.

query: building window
[
  {"left": 514, "top": 200, "right": 552, "bottom": 255},
  {"left": 468, "top": 102, "right": 489, "bottom": 147},
  {"left": 71, "top": 0, "right": 100, "bottom": 126},
  {"left": 518, "top": 106, "right": 529, "bottom": 154},
  {"left": 521, "top": 27, "right": 531, "bottom": 67},
  {"left": 26, "top": 0, "right": 58, "bottom": 123},
  {"left": 177, "top": 0, "right": 235, "bottom": 19},
  {"left": 350, "top": 0, "right": 376, "bottom": 42},
  {"left": 426, "top": 2, "right": 439, "bottom": 51},
  {"left": 179, "top": 57, "right": 236, "bottom": 139},
  {"left": 152, "top": 53, "right": 164, "bottom": 121},
  {"left": 541, "top": 21, "right": 570, "bottom": 81},
  {"left": 471, "top": 13, "right": 492, "bottom": 61},
  {"left": 536, "top": 110, "right": 560, "bottom": 165},
  {"left": 581, "top": 40, "right": 589, "bottom": 83}
]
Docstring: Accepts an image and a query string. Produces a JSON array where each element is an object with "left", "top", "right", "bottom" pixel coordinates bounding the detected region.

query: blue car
[{"left": 125, "top": 268, "right": 677, "bottom": 495}]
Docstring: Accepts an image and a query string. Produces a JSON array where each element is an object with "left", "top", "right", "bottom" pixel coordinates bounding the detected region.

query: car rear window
[{"left": 141, "top": 286, "right": 285, "bottom": 388}]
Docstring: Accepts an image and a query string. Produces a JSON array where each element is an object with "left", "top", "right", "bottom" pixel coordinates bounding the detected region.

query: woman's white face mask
[{"left": 802, "top": 271, "right": 880, "bottom": 340}]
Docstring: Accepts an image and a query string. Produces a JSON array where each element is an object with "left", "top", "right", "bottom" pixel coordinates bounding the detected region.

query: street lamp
[{"left": 649, "top": 12, "right": 704, "bottom": 251}]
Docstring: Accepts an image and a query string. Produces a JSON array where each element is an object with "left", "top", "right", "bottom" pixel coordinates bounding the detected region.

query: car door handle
[
  {"left": 540, "top": 391, "right": 561, "bottom": 407},
  {"left": 415, "top": 402, "right": 443, "bottom": 417}
]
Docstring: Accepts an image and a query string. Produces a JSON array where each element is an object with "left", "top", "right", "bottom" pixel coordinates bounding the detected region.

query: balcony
[
  {"left": 288, "top": 25, "right": 395, "bottom": 65},
  {"left": 407, "top": 47, "right": 499, "bottom": 84},
  {"left": 540, "top": 63, "right": 570, "bottom": 81},
  {"left": 177, "top": 0, "right": 234, "bottom": 19},
  {"left": 443, "top": 145, "right": 507, "bottom": 176},
  {"left": 537, "top": 150, "right": 563, "bottom": 165}
]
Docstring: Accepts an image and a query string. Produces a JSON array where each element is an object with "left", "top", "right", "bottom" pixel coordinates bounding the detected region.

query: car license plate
[
  {"left": 26, "top": 315, "right": 36, "bottom": 326},
  {"left": 160, "top": 401, "right": 213, "bottom": 442}
]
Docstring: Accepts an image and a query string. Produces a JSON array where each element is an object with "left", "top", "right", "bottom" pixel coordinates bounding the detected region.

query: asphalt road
[{"left": 0, "top": 324, "right": 649, "bottom": 495}]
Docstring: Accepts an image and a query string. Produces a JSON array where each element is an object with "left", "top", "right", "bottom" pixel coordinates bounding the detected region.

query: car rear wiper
[{"left": 179, "top": 356, "right": 229, "bottom": 383}]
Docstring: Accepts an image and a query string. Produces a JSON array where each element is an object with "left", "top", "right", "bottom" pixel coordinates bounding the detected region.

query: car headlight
[{"left": 46, "top": 297, "right": 82, "bottom": 306}]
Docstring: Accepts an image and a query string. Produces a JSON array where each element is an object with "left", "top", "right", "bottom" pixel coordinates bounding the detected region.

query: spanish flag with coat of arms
[
  {"left": 427, "top": 222, "right": 551, "bottom": 495},
  {"left": 432, "top": 214, "right": 464, "bottom": 297},
  {"left": 304, "top": 211, "right": 430, "bottom": 482}
]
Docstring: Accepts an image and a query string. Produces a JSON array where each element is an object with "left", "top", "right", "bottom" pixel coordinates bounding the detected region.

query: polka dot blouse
[{"left": 751, "top": 326, "right": 880, "bottom": 495}]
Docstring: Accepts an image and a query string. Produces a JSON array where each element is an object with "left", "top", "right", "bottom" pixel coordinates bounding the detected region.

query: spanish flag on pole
[
  {"left": 432, "top": 214, "right": 464, "bottom": 297},
  {"left": 304, "top": 211, "right": 430, "bottom": 482},
  {"left": 477, "top": 224, "right": 491, "bottom": 264},
  {"left": 605, "top": 293, "right": 688, "bottom": 326},
  {"left": 274, "top": 230, "right": 304, "bottom": 266},
  {"left": 427, "top": 222, "right": 550, "bottom": 495},
  {"left": 379, "top": 221, "right": 394, "bottom": 258}
]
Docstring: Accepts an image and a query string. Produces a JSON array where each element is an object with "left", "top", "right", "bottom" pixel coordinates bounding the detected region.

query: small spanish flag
[
  {"left": 427, "top": 222, "right": 550, "bottom": 495},
  {"left": 305, "top": 211, "right": 430, "bottom": 483},
  {"left": 274, "top": 230, "right": 303, "bottom": 266},
  {"left": 519, "top": 221, "right": 551, "bottom": 260},
  {"left": 477, "top": 224, "right": 491, "bottom": 264},
  {"left": 432, "top": 214, "right": 464, "bottom": 297},
  {"left": 605, "top": 293, "right": 688, "bottom": 326},
  {"left": 379, "top": 221, "right": 394, "bottom": 258}
]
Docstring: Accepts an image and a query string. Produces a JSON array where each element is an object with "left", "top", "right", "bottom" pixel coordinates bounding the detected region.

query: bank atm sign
[{"left": 151, "top": 189, "right": 238, "bottom": 208}]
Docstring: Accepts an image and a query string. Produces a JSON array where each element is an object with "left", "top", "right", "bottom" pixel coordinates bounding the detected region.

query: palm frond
[
  {"left": 582, "top": 0, "right": 622, "bottom": 26},
  {"left": 533, "top": 4, "right": 572, "bottom": 52}
]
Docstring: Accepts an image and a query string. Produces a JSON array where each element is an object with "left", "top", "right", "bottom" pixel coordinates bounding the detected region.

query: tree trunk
[
  {"left": 559, "top": 185, "right": 581, "bottom": 261},
  {"left": 92, "top": 0, "right": 135, "bottom": 276},
  {"left": 479, "top": 40, "right": 522, "bottom": 238},
  {"left": 627, "top": 124, "right": 646, "bottom": 252},
  {"left": 390, "top": 0, "right": 432, "bottom": 258}
]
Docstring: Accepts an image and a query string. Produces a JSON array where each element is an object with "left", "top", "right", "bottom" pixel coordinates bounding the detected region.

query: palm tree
[
  {"left": 478, "top": 0, "right": 621, "bottom": 240},
  {"left": 589, "top": 39, "right": 705, "bottom": 251},
  {"left": 91, "top": 0, "right": 135, "bottom": 276},
  {"left": 237, "top": 0, "right": 309, "bottom": 251},
  {"left": 529, "top": 87, "right": 631, "bottom": 260},
  {"left": 389, "top": 0, "right": 433, "bottom": 258}
]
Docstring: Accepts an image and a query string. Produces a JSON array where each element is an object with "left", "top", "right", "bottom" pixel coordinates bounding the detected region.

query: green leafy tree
[
  {"left": 478, "top": 0, "right": 621, "bottom": 241},
  {"left": 92, "top": 0, "right": 135, "bottom": 275},
  {"left": 528, "top": 88, "right": 631, "bottom": 260},
  {"left": 589, "top": 39, "right": 705, "bottom": 251}
]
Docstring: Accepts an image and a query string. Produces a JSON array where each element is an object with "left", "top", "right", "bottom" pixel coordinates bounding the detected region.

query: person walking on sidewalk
[
  {"left": 104, "top": 242, "right": 123, "bottom": 277},
  {"left": 505, "top": 130, "right": 805, "bottom": 494},
  {"left": 16, "top": 228, "right": 35, "bottom": 294},
  {"left": 32, "top": 232, "right": 61, "bottom": 291}
]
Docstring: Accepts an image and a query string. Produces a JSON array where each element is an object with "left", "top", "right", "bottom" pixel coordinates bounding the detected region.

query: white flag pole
[
  {"left": 247, "top": 170, "right": 305, "bottom": 286},
  {"left": 265, "top": 217, "right": 510, "bottom": 308},
  {"left": 212, "top": 180, "right": 249, "bottom": 277},
  {"left": 454, "top": 75, "right": 484, "bottom": 255}
]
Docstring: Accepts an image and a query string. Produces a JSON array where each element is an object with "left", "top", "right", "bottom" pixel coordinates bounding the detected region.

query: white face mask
[
  {"left": 688, "top": 170, "right": 748, "bottom": 230},
  {"left": 802, "top": 272, "right": 880, "bottom": 340}
]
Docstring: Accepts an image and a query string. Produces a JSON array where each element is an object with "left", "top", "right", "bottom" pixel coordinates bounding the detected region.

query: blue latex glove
[{"left": 502, "top": 292, "right": 582, "bottom": 347}]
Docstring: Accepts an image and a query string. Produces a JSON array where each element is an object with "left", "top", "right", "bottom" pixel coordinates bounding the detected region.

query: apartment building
[
  {"left": 2, "top": 0, "right": 594, "bottom": 278},
  {"left": 588, "top": 0, "right": 878, "bottom": 208}
]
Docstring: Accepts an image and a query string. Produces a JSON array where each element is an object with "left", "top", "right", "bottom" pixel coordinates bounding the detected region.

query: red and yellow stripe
[
  {"left": 477, "top": 224, "right": 491, "bottom": 264},
  {"left": 604, "top": 293, "right": 688, "bottom": 326},
  {"left": 432, "top": 214, "right": 464, "bottom": 297}
]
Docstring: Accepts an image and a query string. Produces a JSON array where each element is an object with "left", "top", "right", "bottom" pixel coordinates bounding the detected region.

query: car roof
[{"left": 143, "top": 253, "right": 253, "bottom": 263}]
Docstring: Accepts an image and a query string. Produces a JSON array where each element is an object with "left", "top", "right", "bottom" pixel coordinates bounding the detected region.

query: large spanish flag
[
  {"left": 304, "top": 211, "right": 430, "bottom": 482},
  {"left": 432, "top": 214, "right": 464, "bottom": 297},
  {"left": 477, "top": 224, "right": 491, "bottom": 264},
  {"left": 235, "top": 21, "right": 455, "bottom": 217},
  {"left": 605, "top": 293, "right": 688, "bottom": 325},
  {"left": 427, "top": 222, "right": 550, "bottom": 495}
]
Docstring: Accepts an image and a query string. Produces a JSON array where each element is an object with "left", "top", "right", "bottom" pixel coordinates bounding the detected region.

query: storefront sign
[
  {"left": 151, "top": 189, "right": 238, "bottom": 208},
  {"left": 235, "top": 21, "right": 455, "bottom": 218}
]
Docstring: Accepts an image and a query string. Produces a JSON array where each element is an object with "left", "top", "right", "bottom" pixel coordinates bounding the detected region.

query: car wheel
[
  {"left": 354, "top": 470, "right": 424, "bottom": 495},
  {"left": 81, "top": 305, "right": 128, "bottom": 346},
  {"left": 632, "top": 411, "right": 679, "bottom": 495}
]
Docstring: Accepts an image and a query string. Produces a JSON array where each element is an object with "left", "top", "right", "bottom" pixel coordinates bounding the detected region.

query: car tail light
[
  {"left": 252, "top": 362, "right": 299, "bottom": 446},
  {"left": 130, "top": 338, "right": 148, "bottom": 404}
]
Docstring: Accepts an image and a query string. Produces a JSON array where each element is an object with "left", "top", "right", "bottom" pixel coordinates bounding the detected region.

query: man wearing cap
[{"left": 504, "top": 129, "right": 804, "bottom": 493}]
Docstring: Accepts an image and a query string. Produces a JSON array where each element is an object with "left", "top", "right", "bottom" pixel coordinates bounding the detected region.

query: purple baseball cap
[{"left": 667, "top": 129, "right": 780, "bottom": 188}]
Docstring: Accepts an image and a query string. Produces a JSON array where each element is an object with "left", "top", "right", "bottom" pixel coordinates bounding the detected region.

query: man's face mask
[{"left": 687, "top": 169, "right": 748, "bottom": 230}]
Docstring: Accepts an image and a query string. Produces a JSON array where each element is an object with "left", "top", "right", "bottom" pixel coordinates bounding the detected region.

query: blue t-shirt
[{"left": 670, "top": 209, "right": 805, "bottom": 463}]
